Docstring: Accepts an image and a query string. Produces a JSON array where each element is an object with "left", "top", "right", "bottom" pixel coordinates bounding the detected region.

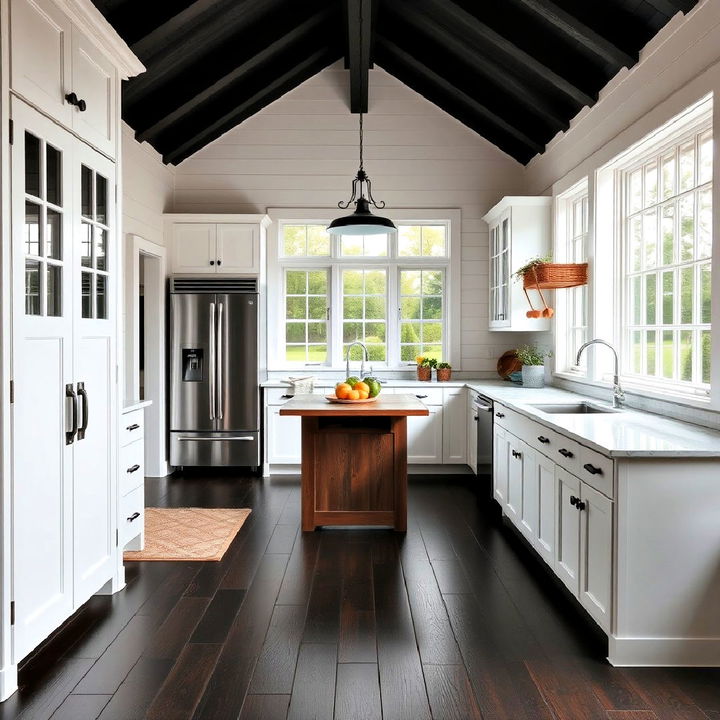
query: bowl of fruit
[{"left": 326, "top": 376, "right": 382, "bottom": 403}]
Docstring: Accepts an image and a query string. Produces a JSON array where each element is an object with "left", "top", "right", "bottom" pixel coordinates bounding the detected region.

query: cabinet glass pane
[
  {"left": 25, "top": 132, "right": 40, "bottom": 198},
  {"left": 25, "top": 259, "right": 41, "bottom": 315},
  {"left": 96, "top": 227, "right": 106, "bottom": 271},
  {"left": 81, "top": 166, "right": 93, "bottom": 220},
  {"left": 95, "top": 173, "right": 107, "bottom": 225},
  {"left": 96, "top": 274, "right": 107, "bottom": 319},
  {"left": 46, "top": 264, "right": 61, "bottom": 317},
  {"left": 46, "top": 208, "right": 61, "bottom": 260},
  {"left": 81, "top": 272, "right": 92, "bottom": 318},
  {"left": 81, "top": 222, "right": 92, "bottom": 267},
  {"left": 25, "top": 201, "right": 41, "bottom": 256},
  {"left": 46, "top": 143, "right": 61, "bottom": 206}
]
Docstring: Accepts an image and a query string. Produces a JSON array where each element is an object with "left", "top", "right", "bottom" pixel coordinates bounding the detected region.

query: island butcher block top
[{"left": 279, "top": 393, "right": 430, "bottom": 417}]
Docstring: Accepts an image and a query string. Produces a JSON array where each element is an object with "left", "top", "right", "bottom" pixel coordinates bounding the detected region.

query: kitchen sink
[{"left": 529, "top": 402, "right": 618, "bottom": 414}]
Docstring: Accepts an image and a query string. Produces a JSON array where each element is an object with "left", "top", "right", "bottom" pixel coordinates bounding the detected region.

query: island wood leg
[
  {"left": 301, "top": 417, "right": 317, "bottom": 532},
  {"left": 391, "top": 416, "right": 407, "bottom": 532}
]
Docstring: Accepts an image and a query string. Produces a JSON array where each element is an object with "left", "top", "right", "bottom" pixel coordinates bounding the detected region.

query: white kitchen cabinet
[
  {"left": 119, "top": 406, "right": 147, "bottom": 552},
  {"left": 10, "top": 0, "right": 118, "bottom": 158},
  {"left": 407, "top": 406, "right": 443, "bottom": 464},
  {"left": 493, "top": 425, "right": 510, "bottom": 506},
  {"left": 506, "top": 434, "right": 524, "bottom": 524},
  {"left": 482, "top": 197, "right": 551, "bottom": 331},
  {"left": 579, "top": 482, "right": 613, "bottom": 632},
  {"left": 535, "top": 452, "right": 557, "bottom": 566},
  {"left": 554, "top": 467, "right": 581, "bottom": 595},
  {"left": 467, "top": 401, "right": 478, "bottom": 474},
  {"left": 518, "top": 442, "right": 538, "bottom": 545},
  {"left": 442, "top": 388, "right": 467, "bottom": 464},
  {"left": 266, "top": 407, "right": 302, "bottom": 464},
  {"left": 166, "top": 215, "right": 269, "bottom": 275}
]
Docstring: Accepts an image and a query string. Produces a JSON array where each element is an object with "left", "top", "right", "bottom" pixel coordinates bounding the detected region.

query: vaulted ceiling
[{"left": 94, "top": 0, "right": 700, "bottom": 166}]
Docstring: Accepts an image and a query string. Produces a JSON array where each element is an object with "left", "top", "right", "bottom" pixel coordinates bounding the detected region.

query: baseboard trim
[
  {"left": 0, "top": 664, "right": 18, "bottom": 701},
  {"left": 609, "top": 636, "right": 720, "bottom": 666}
]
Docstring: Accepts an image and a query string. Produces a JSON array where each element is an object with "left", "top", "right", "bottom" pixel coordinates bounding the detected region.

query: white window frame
[{"left": 266, "top": 207, "right": 461, "bottom": 371}]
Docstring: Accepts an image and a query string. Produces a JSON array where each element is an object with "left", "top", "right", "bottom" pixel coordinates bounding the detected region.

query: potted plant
[
  {"left": 415, "top": 356, "right": 436, "bottom": 381},
  {"left": 516, "top": 344, "right": 551, "bottom": 388},
  {"left": 436, "top": 362, "right": 452, "bottom": 382}
]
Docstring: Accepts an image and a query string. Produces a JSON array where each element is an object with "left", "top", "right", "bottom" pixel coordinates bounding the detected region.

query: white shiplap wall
[{"left": 172, "top": 64, "right": 534, "bottom": 374}]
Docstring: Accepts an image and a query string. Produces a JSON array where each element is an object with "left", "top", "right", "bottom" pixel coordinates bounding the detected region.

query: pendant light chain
[
  {"left": 359, "top": 111, "right": 364, "bottom": 172},
  {"left": 358, "top": 0, "right": 364, "bottom": 173}
]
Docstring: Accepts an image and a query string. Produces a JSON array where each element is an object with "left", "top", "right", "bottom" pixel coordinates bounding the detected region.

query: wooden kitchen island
[{"left": 279, "top": 394, "right": 429, "bottom": 531}]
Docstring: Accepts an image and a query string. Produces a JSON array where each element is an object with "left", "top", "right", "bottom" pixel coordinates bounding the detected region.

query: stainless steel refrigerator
[{"left": 169, "top": 277, "right": 260, "bottom": 468}]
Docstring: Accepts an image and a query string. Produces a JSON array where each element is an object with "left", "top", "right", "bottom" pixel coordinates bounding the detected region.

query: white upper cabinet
[
  {"left": 166, "top": 215, "right": 269, "bottom": 276},
  {"left": 10, "top": 0, "right": 123, "bottom": 158},
  {"left": 483, "top": 197, "right": 551, "bottom": 332}
]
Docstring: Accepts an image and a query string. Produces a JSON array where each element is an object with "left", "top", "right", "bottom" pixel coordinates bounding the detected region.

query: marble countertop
[
  {"left": 262, "top": 377, "right": 720, "bottom": 458},
  {"left": 122, "top": 399, "right": 152, "bottom": 414}
]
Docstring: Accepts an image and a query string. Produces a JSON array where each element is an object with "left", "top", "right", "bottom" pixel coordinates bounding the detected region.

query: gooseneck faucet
[
  {"left": 346, "top": 341, "right": 369, "bottom": 379},
  {"left": 576, "top": 339, "right": 625, "bottom": 409}
]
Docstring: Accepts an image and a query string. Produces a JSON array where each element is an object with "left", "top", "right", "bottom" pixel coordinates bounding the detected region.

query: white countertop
[
  {"left": 262, "top": 377, "right": 720, "bottom": 458},
  {"left": 122, "top": 400, "right": 152, "bottom": 414}
]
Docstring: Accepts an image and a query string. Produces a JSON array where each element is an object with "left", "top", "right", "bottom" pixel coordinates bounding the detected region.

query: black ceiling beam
[
  {"left": 512, "top": 0, "right": 635, "bottom": 68},
  {"left": 642, "top": 0, "right": 697, "bottom": 15},
  {"left": 414, "top": 0, "right": 594, "bottom": 109},
  {"left": 134, "top": 8, "right": 334, "bottom": 144},
  {"left": 346, "top": 0, "right": 372, "bottom": 113},
  {"left": 162, "top": 48, "right": 341, "bottom": 166},
  {"left": 375, "top": 37, "right": 545, "bottom": 162},
  {"left": 390, "top": 0, "right": 568, "bottom": 133}
]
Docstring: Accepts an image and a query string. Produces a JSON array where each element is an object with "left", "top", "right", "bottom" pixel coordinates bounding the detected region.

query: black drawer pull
[
  {"left": 583, "top": 463, "right": 602, "bottom": 475},
  {"left": 280, "top": 394, "right": 293, "bottom": 399},
  {"left": 576, "top": 500, "right": 586, "bottom": 511},
  {"left": 558, "top": 448, "right": 574, "bottom": 458},
  {"left": 416, "top": 394, "right": 428, "bottom": 399},
  {"left": 569, "top": 495, "right": 578, "bottom": 506},
  {"left": 127, "top": 512, "right": 140, "bottom": 522},
  {"left": 209, "top": 259, "right": 215, "bottom": 266},
  {"left": 511, "top": 449, "right": 521, "bottom": 459},
  {"left": 65, "top": 92, "right": 86, "bottom": 111},
  {"left": 217, "top": 259, "right": 222, "bottom": 266},
  {"left": 127, "top": 464, "right": 141, "bottom": 474},
  {"left": 126, "top": 423, "right": 140, "bottom": 431},
  {"left": 537, "top": 435, "right": 550, "bottom": 444},
  {"left": 495, "top": 412, "right": 505, "bottom": 418}
]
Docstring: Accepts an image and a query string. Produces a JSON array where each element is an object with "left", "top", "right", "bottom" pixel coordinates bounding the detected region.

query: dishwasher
[{"left": 470, "top": 391, "right": 494, "bottom": 477}]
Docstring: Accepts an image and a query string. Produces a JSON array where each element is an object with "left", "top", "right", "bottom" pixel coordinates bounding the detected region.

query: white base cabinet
[{"left": 407, "top": 406, "right": 443, "bottom": 464}]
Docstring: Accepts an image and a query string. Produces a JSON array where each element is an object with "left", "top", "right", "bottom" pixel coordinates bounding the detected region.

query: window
[
  {"left": 622, "top": 123, "right": 712, "bottom": 391},
  {"left": 555, "top": 183, "right": 589, "bottom": 372},
  {"left": 271, "top": 215, "right": 456, "bottom": 368}
]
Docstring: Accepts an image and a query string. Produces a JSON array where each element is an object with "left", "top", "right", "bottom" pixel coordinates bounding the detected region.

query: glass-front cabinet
[{"left": 483, "top": 197, "right": 552, "bottom": 332}]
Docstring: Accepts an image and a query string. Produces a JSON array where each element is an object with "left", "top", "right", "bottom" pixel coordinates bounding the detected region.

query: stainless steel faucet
[
  {"left": 576, "top": 339, "right": 625, "bottom": 408},
  {"left": 345, "top": 341, "right": 369, "bottom": 379}
]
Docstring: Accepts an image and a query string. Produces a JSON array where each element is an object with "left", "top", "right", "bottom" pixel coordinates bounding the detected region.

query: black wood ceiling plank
[
  {"left": 162, "top": 48, "right": 342, "bottom": 165},
  {"left": 391, "top": 0, "right": 568, "bottom": 134},
  {"left": 642, "top": 0, "right": 696, "bottom": 15},
  {"left": 346, "top": 0, "right": 372, "bottom": 113},
  {"left": 123, "top": 0, "right": 289, "bottom": 108},
  {"left": 375, "top": 37, "right": 545, "bottom": 161},
  {"left": 512, "top": 0, "right": 636, "bottom": 67},
  {"left": 134, "top": 8, "right": 335, "bottom": 143},
  {"left": 413, "top": 0, "right": 595, "bottom": 108}
]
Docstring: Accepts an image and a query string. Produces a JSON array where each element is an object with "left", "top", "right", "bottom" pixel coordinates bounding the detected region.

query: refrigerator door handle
[
  {"left": 209, "top": 302, "right": 216, "bottom": 420},
  {"left": 216, "top": 302, "right": 224, "bottom": 420}
]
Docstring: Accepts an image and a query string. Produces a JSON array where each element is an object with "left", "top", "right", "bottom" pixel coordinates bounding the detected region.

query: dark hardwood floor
[{"left": 3, "top": 472, "right": 720, "bottom": 720}]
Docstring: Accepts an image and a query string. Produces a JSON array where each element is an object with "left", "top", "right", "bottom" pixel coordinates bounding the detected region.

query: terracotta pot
[
  {"left": 417, "top": 366, "right": 431, "bottom": 381},
  {"left": 436, "top": 368, "right": 452, "bottom": 382}
]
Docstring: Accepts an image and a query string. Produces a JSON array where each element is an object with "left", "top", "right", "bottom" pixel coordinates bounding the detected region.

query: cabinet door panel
[
  {"left": 442, "top": 388, "right": 467, "bottom": 464},
  {"left": 493, "top": 425, "right": 509, "bottom": 506},
  {"left": 267, "top": 408, "right": 301, "bottom": 464},
  {"left": 580, "top": 483, "right": 613, "bottom": 632},
  {"left": 172, "top": 224, "right": 217, "bottom": 274},
  {"left": 407, "top": 407, "right": 442, "bottom": 464},
  {"left": 519, "top": 442, "right": 538, "bottom": 543},
  {"left": 536, "top": 453, "right": 557, "bottom": 566},
  {"left": 11, "top": 0, "right": 72, "bottom": 127},
  {"left": 555, "top": 467, "right": 581, "bottom": 595},
  {"left": 70, "top": 28, "right": 116, "bottom": 158},
  {"left": 506, "top": 435, "right": 523, "bottom": 525},
  {"left": 467, "top": 403, "right": 477, "bottom": 474},
  {"left": 217, "top": 223, "right": 258, "bottom": 273}
]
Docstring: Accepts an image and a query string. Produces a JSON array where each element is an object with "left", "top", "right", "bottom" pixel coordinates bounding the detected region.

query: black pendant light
[{"left": 328, "top": 2, "right": 395, "bottom": 237}]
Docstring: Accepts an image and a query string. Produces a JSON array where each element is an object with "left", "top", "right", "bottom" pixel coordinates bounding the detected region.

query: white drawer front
[
  {"left": 493, "top": 404, "right": 531, "bottom": 438},
  {"left": 121, "top": 409, "right": 144, "bottom": 446},
  {"left": 121, "top": 487, "right": 144, "bottom": 546},
  {"left": 578, "top": 445, "right": 614, "bottom": 498},
  {"left": 120, "top": 440, "right": 144, "bottom": 496},
  {"left": 393, "top": 386, "right": 444, "bottom": 405},
  {"left": 265, "top": 388, "right": 297, "bottom": 405},
  {"left": 552, "top": 435, "right": 583, "bottom": 476}
]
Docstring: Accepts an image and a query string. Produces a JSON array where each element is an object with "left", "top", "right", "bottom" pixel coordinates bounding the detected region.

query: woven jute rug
[{"left": 124, "top": 507, "right": 251, "bottom": 562}]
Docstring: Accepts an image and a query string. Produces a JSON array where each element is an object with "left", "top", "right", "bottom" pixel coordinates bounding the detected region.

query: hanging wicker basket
[{"left": 522, "top": 262, "right": 588, "bottom": 290}]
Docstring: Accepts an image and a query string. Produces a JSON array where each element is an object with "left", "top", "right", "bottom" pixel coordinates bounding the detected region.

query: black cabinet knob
[
  {"left": 473, "top": 416, "right": 479, "bottom": 422},
  {"left": 583, "top": 463, "right": 602, "bottom": 475},
  {"left": 65, "top": 92, "right": 86, "bottom": 111},
  {"left": 126, "top": 423, "right": 140, "bottom": 431},
  {"left": 495, "top": 412, "right": 505, "bottom": 418},
  {"left": 127, "top": 464, "right": 140, "bottom": 474},
  {"left": 576, "top": 500, "right": 586, "bottom": 511},
  {"left": 537, "top": 435, "right": 550, "bottom": 444},
  {"left": 569, "top": 495, "right": 578, "bottom": 506},
  {"left": 558, "top": 448, "right": 574, "bottom": 458},
  {"left": 217, "top": 259, "right": 222, "bottom": 266},
  {"left": 209, "top": 260, "right": 215, "bottom": 266},
  {"left": 127, "top": 512, "right": 140, "bottom": 522},
  {"left": 416, "top": 394, "right": 428, "bottom": 399},
  {"left": 511, "top": 449, "right": 522, "bottom": 459}
]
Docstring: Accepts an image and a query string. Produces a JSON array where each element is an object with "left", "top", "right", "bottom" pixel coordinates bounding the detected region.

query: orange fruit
[
  {"left": 335, "top": 383, "right": 352, "bottom": 399},
  {"left": 354, "top": 381, "right": 369, "bottom": 394},
  {"left": 357, "top": 390, "right": 369, "bottom": 399},
  {"left": 347, "top": 389, "right": 360, "bottom": 400}
]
